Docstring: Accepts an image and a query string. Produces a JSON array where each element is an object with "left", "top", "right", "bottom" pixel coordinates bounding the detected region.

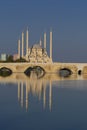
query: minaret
[
  {"left": 50, "top": 30, "right": 52, "bottom": 62},
  {"left": 44, "top": 32, "right": 46, "bottom": 51},
  {"left": 18, "top": 39, "right": 20, "bottom": 59},
  {"left": 22, "top": 32, "right": 24, "bottom": 58},
  {"left": 40, "top": 38, "right": 42, "bottom": 46},
  {"left": 26, "top": 28, "right": 29, "bottom": 59}
]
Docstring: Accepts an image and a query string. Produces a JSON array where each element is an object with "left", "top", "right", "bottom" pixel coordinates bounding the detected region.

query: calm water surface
[{"left": 0, "top": 74, "right": 87, "bottom": 130}]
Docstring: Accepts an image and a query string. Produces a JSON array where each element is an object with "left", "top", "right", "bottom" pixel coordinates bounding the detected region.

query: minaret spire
[
  {"left": 50, "top": 29, "right": 52, "bottom": 62},
  {"left": 22, "top": 32, "right": 24, "bottom": 58},
  {"left": 26, "top": 27, "right": 29, "bottom": 59},
  {"left": 18, "top": 38, "right": 20, "bottom": 59},
  {"left": 40, "top": 37, "right": 42, "bottom": 46},
  {"left": 44, "top": 32, "right": 46, "bottom": 51}
]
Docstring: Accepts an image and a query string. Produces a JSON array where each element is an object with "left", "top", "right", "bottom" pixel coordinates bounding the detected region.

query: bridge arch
[
  {"left": 0, "top": 67, "right": 12, "bottom": 77},
  {"left": 59, "top": 68, "right": 72, "bottom": 77},
  {"left": 24, "top": 66, "right": 45, "bottom": 78}
]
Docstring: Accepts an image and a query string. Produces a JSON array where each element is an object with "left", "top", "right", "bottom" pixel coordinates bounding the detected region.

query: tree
[
  {"left": 6, "top": 55, "right": 13, "bottom": 62},
  {"left": 15, "top": 57, "right": 26, "bottom": 62}
]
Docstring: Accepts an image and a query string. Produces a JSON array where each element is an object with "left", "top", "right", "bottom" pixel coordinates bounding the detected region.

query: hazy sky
[{"left": 0, "top": 0, "right": 87, "bottom": 62}]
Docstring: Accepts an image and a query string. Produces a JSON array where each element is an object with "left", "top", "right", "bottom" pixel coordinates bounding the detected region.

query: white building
[
  {"left": 26, "top": 44, "right": 51, "bottom": 63},
  {"left": 1, "top": 54, "right": 8, "bottom": 61},
  {"left": 18, "top": 28, "right": 53, "bottom": 63}
]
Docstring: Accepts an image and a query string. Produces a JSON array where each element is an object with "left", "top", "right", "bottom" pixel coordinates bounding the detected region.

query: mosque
[{"left": 17, "top": 28, "right": 53, "bottom": 63}]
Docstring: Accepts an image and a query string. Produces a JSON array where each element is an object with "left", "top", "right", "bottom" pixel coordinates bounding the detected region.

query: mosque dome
[{"left": 33, "top": 44, "right": 42, "bottom": 49}]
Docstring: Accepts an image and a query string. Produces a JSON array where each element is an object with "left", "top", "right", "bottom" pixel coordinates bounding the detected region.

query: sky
[{"left": 0, "top": 0, "right": 87, "bottom": 62}]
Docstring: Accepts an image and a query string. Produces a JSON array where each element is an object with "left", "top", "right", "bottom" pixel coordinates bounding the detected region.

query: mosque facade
[
  {"left": 18, "top": 29, "right": 53, "bottom": 63},
  {"left": 26, "top": 44, "right": 51, "bottom": 63}
]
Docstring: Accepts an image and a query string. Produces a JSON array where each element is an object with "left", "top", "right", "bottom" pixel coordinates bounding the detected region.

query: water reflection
[
  {"left": 0, "top": 73, "right": 87, "bottom": 111},
  {"left": 0, "top": 73, "right": 86, "bottom": 83},
  {"left": 17, "top": 78, "right": 52, "bottom": 111}
]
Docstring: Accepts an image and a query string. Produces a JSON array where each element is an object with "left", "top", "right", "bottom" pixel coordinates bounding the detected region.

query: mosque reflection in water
[
  {"left": 17, "top": 79, "right": 52, "bottom": 111},
  {"left": 0, "top": 72, "right": 87, "bottom": 112}
]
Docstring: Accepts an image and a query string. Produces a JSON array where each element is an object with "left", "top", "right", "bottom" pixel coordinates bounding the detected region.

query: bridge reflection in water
[{"left": 0, "top": 73, "right": 87, "bottom": 111}]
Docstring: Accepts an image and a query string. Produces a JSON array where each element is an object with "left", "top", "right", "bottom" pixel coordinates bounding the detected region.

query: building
[
  {"left": 13, "top": 54, "right": 19, "bottom": 61},
  {"left": 1, "top": 54, "right": 8, "bottom": 61},
  {"left": 26, "top": 43, "right": 51, "bottom": 63},
  {"left": 18, "top": 28, "right": 53, "bottom": 63}
]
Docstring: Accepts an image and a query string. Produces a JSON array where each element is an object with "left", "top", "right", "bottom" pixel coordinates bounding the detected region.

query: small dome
[{"left": 33, "top": 44, "right": 42, "bottom": 49}]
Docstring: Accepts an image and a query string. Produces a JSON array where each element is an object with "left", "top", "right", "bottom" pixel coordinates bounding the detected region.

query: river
[{"left": 0, "top": 73, "right": 87, "bottom": 130}]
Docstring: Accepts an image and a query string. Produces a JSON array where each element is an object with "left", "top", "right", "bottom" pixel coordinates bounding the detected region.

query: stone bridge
[
  {"left": 59, "top": 63, "right": 87, "bottom": 74},
  {"left": 0, "top": 62, "right": 87, "bottom": 74}
]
